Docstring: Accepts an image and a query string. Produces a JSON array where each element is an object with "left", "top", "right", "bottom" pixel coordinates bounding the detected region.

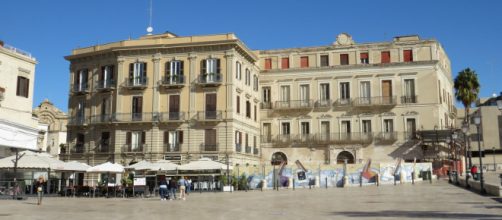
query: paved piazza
[{"left": 0, "top": 181, "right": 501, "bottom": 220}]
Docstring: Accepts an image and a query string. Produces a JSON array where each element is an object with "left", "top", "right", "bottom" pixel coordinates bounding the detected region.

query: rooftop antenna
[{"left": 146, "top": 0, "right": 153, "bottom": 35}]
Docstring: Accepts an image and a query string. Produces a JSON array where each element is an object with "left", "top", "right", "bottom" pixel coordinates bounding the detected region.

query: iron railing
[
  {"left": 333, "top": 98, "right": 352, "bottom": 107},
  {"left": 274, "top": 100, "right": 313, "bottom": 110},
  {"left": 71, "top": 83, "right": 89, "bottom": 94},
  {"left": 314, "top": 99, "right": 333, "bottom": 108},
  {"left": 159, "top": 112, "right": 185, "bottom": 121},
  {"left": 90, "top": 114, "right": 114, "bottom": 123},
  {"left": 160, "top": 75, "right": 185, "bottom": 87},
  {"left": 200, "top": 143, "right": 218, "bottom": 152},
  {"left": 95, "top": 80, "right": 116, "bottom": 91},
  {"left": 401, "top": 95, "right": 418, "bottom": 104},
  {"left": 253, "top": 147, "right": 259, "bottom": 155},
  {"left": 245, "top": 146, "right": 251, "bottom": 154},
  {"left": 352, "top": 96, "right": 397, "bottom": 106},
  {"left": 94, "top": 144, "right": 111, "bottom": 153},
  {"left": 235, "top": 143, "right": 242, "bottom": 152},
  {"left": 197, "top": 73, "right": 222, "bottom": 85},
  {"left": 70, "top": 144, "right": 86, "bottom": 154},
  {"left": 260, "top": 102, "right": 272, "bottom": 110},
  {"left": 124, "top": 76, "right": 148, "bottom": 88},
  {"left": 164, "top": 143, "right": 180, "bottom": 152},
  {"left": 122, "top": 144, "right": 146, "bottom": 153},
  {"left": 68, "top": 116, "right": 88, "bottom": 126},
  {"left": 196, "top": 111, "right": 223, "bottom": 120},
  {"left": 113, "top": 112, "right": 159, "bottom": 122},
  {"left": 375, "top": 132, "right": 398, "bottom": 144}
]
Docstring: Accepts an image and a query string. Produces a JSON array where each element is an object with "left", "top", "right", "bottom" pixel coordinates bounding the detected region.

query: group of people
[{"left": 158, "top": 176, "right": 191, "bottom": 201}]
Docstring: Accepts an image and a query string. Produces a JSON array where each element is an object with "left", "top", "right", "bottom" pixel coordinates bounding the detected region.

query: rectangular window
[
  {"left": 169, "top": 95, "right": 180, "bottom": 120},
  {"left": 204, "top": 129, "right": 217, "bottom": 151},
  {"left": 281, "top": 122, "right": 290, "bottom": 135},
  {"left": 300, "top": 56, "right": 309, "bottom": 68},
  {"left": 403, "top": 50, "right": 413, "bottom": 62},
  {"left": 360, "top": 52, "right": 369, "bottom": 64},
  {"left": 381, "top": 51, "right": 390, "bottom": 63},
  {"left": 320, "top": 83, "right": 330, "bottom": 101},
  {"left": 16, "top": 76, "right": 29, "bottom": 98},
  {"left": 246, "top": 101, "right": 251, "bottom": 118},
  {"left": 254, "top": 105, "right": 257, "bottom": 121},
  {"left": 403, "top": 79, "right": 416, "bottom": 103},
  {"left": 132, "top": 96, "right": 143, "bottom": 121},
  {"left": 301, "top": 122, "right": 310, "bottom": 134},
  {"left": 341, "top": 121, "right": 351, "bottom": 133},
  {"left": 280, "top": 85, "right": 290, "bottom": 102},
  {"left": 320, "top": 121, "right": 330, "bottom": 140},
  {"left": 126, "top": 131, "right": 145, "bottom": 151},
  {"left": 99, "top": 65, "right": 114, "bottom": 87},
  {"left": 236, "top": 62, "right": 241, "bottom": 80},
  {"left": 320, "top": 55, "right": 329, "bottom": 67},
  {"left": 360, "top": 81, "right": 371, "bottom": 104},
  {"left": 129, "top": 63, "right": 147, "bottom": 85},
  {"left": 253, "top": 75, "right": 258, "bottom": 91},
  {"left": 262, "top": 87, "right": 271, "bottom": 103},
  {"left": 264, "top": 58, "right": 272, "bottom": 70},
  {"left": 205, "top": 93, "right": 217, "bottom": 119},
  {"left": 166, "top": 60, "right": 184, "bottom": 77},
  {"left": 340, "top": 54, "right": 349, "bottom": 65},
  {"left": 263, "top": 123, "right": 271, "bottom": 142},
  {"left": 236, "top": 96, "right": 240, "bottom": 114},
  {"left": 300, "top": 84, "right": 310, "bottom": 104},
  {"left": 77, "top": 100, "right": 85, "bottom": 122},
  {"left": 76, "top": 133, "right": 85, "bottom": 153},
  {"left": 362, "top": 120, "right": 372, "bottom": 133},
  {"left": 100, "top": 132, "right": 110, "bottom": 152},
  {"left": 245, "top": 69, "right": 251, "bottom": 86},
  {"left": 383, "top": 119, "right": 394, "bottom": 133},
  {"left": 164, "top": 130, "right": 183, "bottom": 152},
  {"left": 438, "top": 80, "right": 442, "bottom": 104},
  {"left": 245, "top": 133, "right": 249, "bottom": 147},
  {"left": 340, "top": 82, "right": 350, "bottom": 100},
  {"left": 406, "top": 118, "right": 417, "bottom": 136},
  {"left": 281, "top": 57, "right": 289, "bottom": 69}
]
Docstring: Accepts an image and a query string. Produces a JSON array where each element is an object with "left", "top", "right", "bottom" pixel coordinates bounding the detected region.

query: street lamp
[
  {"left": 473, "top": 113, "right": 486, "bottom": 194},
  {"left": 462, "top": 122, "right": 470, "bottom": 188}
]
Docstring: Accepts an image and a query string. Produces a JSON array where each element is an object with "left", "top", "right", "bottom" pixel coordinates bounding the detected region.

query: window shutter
[
  {"left": 201, "top": 59, "right": 206, "bottom": 74},
  {"left": 164, "top": 131, "right": 169, "bottom": 144},
  {"left": 142, "top": 63, "right": 147, "bottom": 77},
  {"left": 404, "top": 50, "right": 413, "bottom": 62},
  {"left": 100, "top": 67, "right": 105, "bottom": 81},
  {"left": 141, "top": 131, "right": 146, "bottom": 144},
  {"left": 239, "top": 132, "right": 242, "bottom": 144},
  {"left": 340, "top": 54, "right": 349, "bottom": 65},
  {"left": 16, "top": 76, "right": 20, "bottom": 96},
  {"left": 360, "top": 53, "right": 368, "bottom": 59},
  {"left": 126, "top": 132, "right": 131, "bottom": 144},
  {"left": 178, "top": 131, "right": 183, "bottom": 144},
  {"left": 265, "top": 59, "right": 272, "bottom": 70},
  {"left": 129, "top": 63, "right": 134, "bottom": 78},
  {"left": 281, "top": 58, "right": 289, "bottom": 69},
  {"left": 216, "top": 59, "right": 221, "bottom": 73},
  {"left": 381, "top": 51, "right": 390, "bottom": 63},
  {"left": 236, "top": 96, "right": 240, "bottom": 113},
  {"left": 138, "top": 97, "right": 143, "bottom": 113},
  {"left": 110, "top": 65, "right": 115, "bottom": 80},
  {"left": 180, "top": 61, "right": 184, "bottom": 75},
  {"left": 165, "top": 61, "right": 171, "bottom": 76},
  {"left": 25, "top": 78, "right": 29, "bottom": 98}
]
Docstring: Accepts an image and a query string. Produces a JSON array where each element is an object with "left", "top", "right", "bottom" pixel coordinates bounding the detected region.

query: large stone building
[
  {"left": 64, "top": 33, "right": 261, "bottom": 167},
  {"left": 258, "top": 34, "right": 455, "bottom": 166},
  {"left": 0, "top": 40, "right": 39, "bottom": 158},
  {"left": 33, "top": 99, "right": 68, "bottom": 157},
  {"left": 64, "top": 32, "right": 455, "bottom": 168}
]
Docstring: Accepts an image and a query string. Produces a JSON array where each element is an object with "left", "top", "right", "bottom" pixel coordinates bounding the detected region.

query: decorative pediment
[{"left": 381, "top": 112, "right": 396, "bottom": 116}]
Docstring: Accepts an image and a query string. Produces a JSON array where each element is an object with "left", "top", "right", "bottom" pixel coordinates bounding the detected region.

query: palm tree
[{"left": 454, "top": 68, "right": 480, "bottom": 170}]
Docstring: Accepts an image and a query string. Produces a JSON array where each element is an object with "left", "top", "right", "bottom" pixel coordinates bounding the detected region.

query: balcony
[
  {"left": 274, "top": 100, "right": 313, "bottom": 110},
  {"left": 196, "top": 73, "right": 222, "bottom": 86},
  {"left": 316, "top": 132, "right": 373, "bottom": 145},
  {"left": 333, "top": 98, "right": 352, "bottom": 108},
  {"left": 164, "top": 143, "right": 180, "bottom": 152},
  {"left": 113, "top": 112, "right": 159, "bottom": 123},
  {"left": 95, "top": 80, "right": 116, "bottom": 92},
  {"left": 71, "top": 83, "right": 89, "bottom": 94},
  {"left": 260, "top": 102, "right": 272, "bottom": 110},
  {"left": 352, "top": 96, "right": 397, "bottom": 108},
  {"left": 314, "top": 99, "right": 333, "bottom": 109},
  {"left": 122, "top": 144, "right": 146, "bottom": 154},
  {"left": 401, "top": 95, "right": 418, "bottom": 104},
  {"left": 159, "top": 75, "right": 185, "bottom": 88},
  {"left": 159, "top": 112, "right": 186, "bottom": 122},
  {"left": 235, "top": 143, "right": 242, "bottom": 152},
  {"left": 253, "top": 147, "right": 259, "bottom": 155},
  {"left": 196, "top": 111, "right": 223, "bottom": 121},
  {"left": 68, "top": 116, "right": 88, "bottom": 126},
  {"left": 200, "top": 143, "right": 218, "bottom": 152},
  {"left": 90, "top": 114, "right": 114, "bottom": 124},
  {"left": 245, "top": 146, "right": 251, "bottom": 154},
  {"left": 375, "top": 132, "right": 398, "bottom": 145},
  {"left": 123, "top": 77, "right": 148, "bottom": 89},
  {"left": 261, "top": 135, "right": 272, "bottom": 143},
  {"left": 71, "top": 144, "right": 86, "bottom": 154},
  {"left": 94, "top": 144, "right": 111, "bottom": 153}
]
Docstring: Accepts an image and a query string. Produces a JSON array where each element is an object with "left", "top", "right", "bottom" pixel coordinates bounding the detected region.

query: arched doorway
[
  {"left": 271, "top": 152, "right": 288, "bottom": 165},
  {"left": 336, "top": 151, "right": 354, "bottom": 164}
]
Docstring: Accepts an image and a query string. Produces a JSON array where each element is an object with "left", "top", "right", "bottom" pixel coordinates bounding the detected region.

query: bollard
[
  {"left": 326, "top": 177, "right": 328, "bottom": 189},
  {"left": 276, "top": 180, "right": 279, "bottom": 191},
  {"left": 429, "top": 171, "right": 432, "bottom": 184},
  {"left": 394, "top": 174, "right": 397, "bottom": 186},
  {"left": 360, "top": 172, "right": 363, "bottom": 187},
  {"left": 293, "top": 179, "right": 295, "bottom": 191},
  {"left": 412, "top": 171, "right": 415, "bottom": 185}
]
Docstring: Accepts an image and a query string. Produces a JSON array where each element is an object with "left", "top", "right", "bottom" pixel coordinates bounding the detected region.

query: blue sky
[{"left": 1, "top": 0, "right": 501, "bottom": 112}]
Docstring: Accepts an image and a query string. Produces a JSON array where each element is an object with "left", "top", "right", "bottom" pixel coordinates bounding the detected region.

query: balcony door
[
  {"left": 130, "top": 62, "right": 146, "bottom": 85},
  {"left": 169, "top": 95, "right": 180, "bottom": 120},
  {"left": 263, "top": 123, "right": 271, "bottom": 142},
  {"left": 204, "top": 129, "right": 217, "bottom": 151},
  {"left": 77, "top": 100, "right": 85, "bottom": 123},
  {"left": 101, "top": 98, "right": 110, "bottom": 121},
  {"left": 320, "top": 83, "right": 330, "bottom": 106},
  {"left": 279, "top": 85, "right": 290, "bottom": 108},
  {"left": 406, "top": 118, "right": 417, "bottom": 138},
  {"left": 381, "top": 80, "right": 392, "bottom": 104},
  {"left": 321, "top": 121, "right": 330, "bottom": 141},
  {"left": 205, "top": 93, "right": 217, "bottom": 119},
  {"left": 340, "top": 82, "right": 350, "bottom": 104},
  {"left": 404, "top": 79, "right": 416, "bottom": 103},
  {"left": 76, "top": 69, "right": 88, "bottom": 91},
  {"left": 300, "top": 122, "right": 310, "bottom": 141},
  {"left": 341, "top": 120, "right": 351, "bottom": 140},
  {"left": 299, "top": 85, "right": 310, "bottom": 106},
  {"left": 360, "top": 81, "right": 371, "bottom": 104},
  {"left": 132, "top": 96, "right": 143, "bottom": 121},
  {"left": 100, "top": 65, "right": 114, "bottom": 88},
  {"left": 126, "top": 131, "right": 145, "bottom": 151}
]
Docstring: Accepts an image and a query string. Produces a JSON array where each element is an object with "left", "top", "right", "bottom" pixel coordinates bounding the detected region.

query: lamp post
[
  {"left": 462, "top": 122, "right": 470, "bottom": 188},
  {"left": 452, "top": 132, "right": 458, "bottom": 184},
  {"left": 473, "top": 113, "right": 486, "bottom": 194}
]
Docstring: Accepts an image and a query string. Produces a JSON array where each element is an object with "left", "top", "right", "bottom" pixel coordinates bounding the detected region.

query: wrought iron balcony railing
[
  {"left": 200, "top": 143, "right": 218, "bottom": 152},
  {"left": 352, "top": 96, "right": 397, "bottom": 106},
  {"left": 333, "top": 98, "right": 352, "bottom": 107},
  {"left": 245, "top": 146, "right": 251, "bottom": 154},
  {"left": 71, "top": 83, "right": 89, "bottom": 94},
  {"left": 274, "top": 100, "right": 314, "bottom": 110},
  {"left": 95, "top": 144, "right": 111, "bottom": 153},
  {"left": 124, "top": 76, "right": 148, "bottom": 89},
  {"left": 375, "top": 132, "right": 398, "bottom": 144},
  {"left": 90, "top": 114, "right": 114, "bottom": 123},
  {"left": 253, "top": 147, "right": 259, "bottom": 155},
  {"left": 197, "top": 73, "right": 222, "bottom": 85},
  {"left": 71, "top": 143, "right": 86, "bottom": 154},
  {"left": 314, "top": 99, "right": 333, "bottom": 108},
  {"left": 113, "top": 112, "right": 159, "bottom": 122},
  {"left": 235, "top": 143, "right": 242, "bottom": 152},
  {"left": 160, "top": 75, "right": 185, "bottom": 87},
  {"left": 401, "top": 95, "right": 418, "bottom": 104},
  {"left": 68, "top": 116, "right": 88, "bottom": 126},
  {"left": 260, "top": 102, "right": 272, "bottom": 110},
  {"left": 159, "top": 112, "right": 185, "bottom": 121},
  {"left": 95, "top": 80, "right": 116, "bottom": 91},
  {"left": 122, "top": 144, "right": 146, "bottom": 153},
  {"left": 196, "top": 111, "right": 223, "bottom": 120},
  {"left": 164, "top": 143, "right": 181, "bottom": 152}
]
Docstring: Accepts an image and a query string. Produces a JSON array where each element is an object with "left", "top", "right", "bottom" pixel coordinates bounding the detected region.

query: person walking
[
  {"left": 159, "top": 178, "right": 168, "bottom": 201},
  {"left": 168, "top": 178, "right": 177, "bottom": 200},
  {"left": 185, "top": 177, "right": 192, "bottom": 195},
  {"left": 36, "top": 176, "right": 45, "bottom": 205},
  {"left": 178, "top": 176, "right": 187, "bottom": 200},
  {"left": 471, "top": 165, "right": 478, "bottom": 180}
]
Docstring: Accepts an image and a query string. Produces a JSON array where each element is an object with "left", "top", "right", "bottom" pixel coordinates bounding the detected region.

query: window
[
  {"left": 166, "top": 60, "right": 184, "bottom": 76},
  {"left": 99, "top": 65, "right": 114, "bottom": 87},
  {"left": 204, "top": 129, "right": 217, "bottom": 151},
  {"left": 403, "top": 49, "right": 413, "bottom": 62},
  {"left": 129, "top": 63, "right": 147, "bottom": 85},
  {"left": 132, "top": 96, "right": 143, "bottom": 121},
  {"left": 383, "top": 119, "right": 394, "bottom": 133},
  {"left": 101, "top": 98, "right": 110, "bottom": 120},
  {"left": 246, "top": 101, "right": 251, "bottom": 118},
  {"left": 340, "top": 54, "right": 349, "bottom": 65},
  {"left": 360, "top": 81, "right": 371, "bottom": 104},
  {"left": 340, "top": 82, "right": 350, "bottom": 101},
  {"left": 253, "top": 75, "right": 258, "bottom": 91},
  {"left": 300, "top": 56, "right": 309, "bottom": 68},
  {"left": 281, "top": 122, "right": 290, "bottom": 135},
  {"left": 341, "top": 121, "right": 351, "bottom": 133},
  {"left": 281, "top": 57, "right": 289, "bottom": 69},
  {"left": 403, "top": 79, "right": 416, "bottom": 103},
  {"left": 16, "top": 76, "right": 29, "bottom": 98},
  {"left": 300, "top": 84, "right": 310, "bottom": 106},
  {"left": 320, "top": 83, "right": 330, "bottom": 102},
  {"left": 360, "top": 52, "right": 369, "bottom": 64},
  {"left": 320, "top": 55, "right": 329, "bottom": 67},
  {"left": 438, "top": 80, "right": 442, "bottom": 104},
  {"left": 235, "top": 131, "right": 242, "bottom": 151},
  {"left": 76, "top": 133, "right": 85, "bottom": 153},
  {"left": 74, "top": 69, "right": 88, "bottom": 92},
  {"left": 202, "top": 58, "right": 220, "bottom": 74},
  {"left": 169, "top": 95, "right": 180, "bottom": 119},
  {"left": 100, "top": 132, "right": 110, "bottom": 152},
  {"left": 381, "top": 51, "right": 390, "bottom": 63},
  {"left": 236, "top": 96, "right": 240, "bottom": 114},
  {"left": 264, "top": 58, "right": 272, "bottom": 70},
  {"left": 245, "top": 68, "right": 251, "bottom": 86},
  {"left": 164, "top": 130, "right": 183, "bottom": 151},
  {"left": 126, "top": 131, "right": 145, "bottom": 151},
  {"left": 77, "top": 100, "right": 85, "bottom": 122},
  {"left": 205, "top": 93, "right": 217, "bottom": 119},
  {"left": 280, "top": 85, "right": 290, "bottom": 101},
  {"left": 236, "top": 62, "right": 241, "bottom": 80},
  {"left": 362, "top": 120, "right": 372, "bottom": 133},
  {"left": 301, "top": 122, "right": 310, "bottom": 134},
  {"left": 245, "top": 133, "right": 249, "bottom": 147},
  {"left": 263, "top": 123, "right": 272, "bottom": 142},
  {"left": 320, "top": 121, "right": 330, "bottom": 140},
  {"left": 254, "top": 105, "right": 257, "bottom": 121},
  {"left": 262, "top": 87, "right": 271, "bottom": 103}
]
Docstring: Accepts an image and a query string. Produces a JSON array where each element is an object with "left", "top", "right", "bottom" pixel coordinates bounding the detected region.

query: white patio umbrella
[
  {"left": 0, "top": 150, "right": 65, "bottom": 170},
  {"left": 87, "top": 162, "right": 125, "bottom": 197},
  {"left": 56, "top": 161, "right": 91, "bottom": 197},
  {"left": 145, "top": 160, "right": 178, "bottom": 171},
  {"left": 125, "top": 160, "right": 153, "bottom": 171},
  {"left": 178, "top": 158, "right": 232, "bottom": 171}
]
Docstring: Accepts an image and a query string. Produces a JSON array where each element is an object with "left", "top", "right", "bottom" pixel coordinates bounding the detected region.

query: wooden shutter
[
  {"left": 169, "top": 95, "right": 180, "bottom": 113},
  {"left": 24, "top": 78, "right": 29, "bottom": 98},
  {"left": 281, "top": 58, "right": 289, "bottom": 69},
  {"left": 254, "top": 105, "right": 257, "bottom": 121},
  {"left": 206, "top": 93, "right": 216, "bottom": 112},
  {"left": 205, "top": 129, "right": 216, "bottom": 145},
  {"left": 201, "top": 59, "right": 206, "bottom": 74},
  {"left": 141, "top": 131, "right": 146, "bottom": 144},
  {"left": 320, "top": 55, "right": 329, "bottom": 67},
  {"left": 126, "top": 132, "right": 131, "bottom": 144},
  {"left": 164, "top": 131, "right": 169, "bottom": 144},
  {"left": 236, "top": 96, "right": 240, "bottom": 113},
  {"left": 109, "top": 65, "right": 115, "bottom": 80},
  {"left": 100, "top": 67, "right": 105, "bottom": 81},
  {"left": 404, "top": 50, "right": 413, "bottom": 62},
  {"left": 133, "top": 96, "right": 143, "bottom": 114},
  {"left": 265, "top": 59, "right": 272, "bottom": 70},
  {"left": 300, "top": 56, "right": 309, "bottom": 68},
  {"left": 239, "top": 132, "right": 242, "bottom": 145},
  {"left": 216, "top": 59, "right": 221, "bottom": 73},
  {"left": 16, "top": 77, "right": 21, "bottom": 96},
  {"left": 178, "top": 131, "right": 183, "bottom": 144},
  {"left": 340, "top": 54, "right": 349, "bottom": 65},
  {"left": 165, "top": 61, "right": 171, "bottom": 76},
  {"left": 129, "top": 63, "right": 134, "bottom": 78},
  {"left": 142, "top": 63, "right": 147, "bottom": 77},
  {"left": 381, "top": 51, "right": 390, "bottom": 63},
  {"left": 180, "top": 61, "right": 184, "bottom": 75},
  {"left": 382, "top": 80, "right": 392, "bottom": 97}
]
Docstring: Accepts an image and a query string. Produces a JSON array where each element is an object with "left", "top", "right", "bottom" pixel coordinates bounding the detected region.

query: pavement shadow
[{"left": 332, "top": 210, "right": 502, "bottom": 219}]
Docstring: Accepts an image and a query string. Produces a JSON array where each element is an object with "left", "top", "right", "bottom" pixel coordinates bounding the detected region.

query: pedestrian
[
  {"left": 36, "top": 176, "right": 45, "bottom": 205},
  {"left": 178, "top": 176, "right": 187, "bottom": 200},
  {"left": 168, "top": 177, "right": 177, "bottom": 200},
  {"left": 159, "top": 178, "right": 168, "bottom": 201},
  {"left": 186, "top": 177, "right": 191, "bottom": 195},
  {"left": 471, "top": 165, "right": 478, "bottom": 180}
]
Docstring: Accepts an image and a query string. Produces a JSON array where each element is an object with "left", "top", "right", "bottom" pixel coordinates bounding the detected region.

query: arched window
[
  {"left": 336, "top": 151, "right": 354, "bottom": 164},
  {"left": 271, "top": 152, "right": 288, "bottom": 165}
]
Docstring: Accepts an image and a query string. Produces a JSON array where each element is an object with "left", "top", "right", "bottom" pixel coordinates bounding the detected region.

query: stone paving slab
[{"left": 0, "top": 181, "right": 501, "bottom": 220}]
